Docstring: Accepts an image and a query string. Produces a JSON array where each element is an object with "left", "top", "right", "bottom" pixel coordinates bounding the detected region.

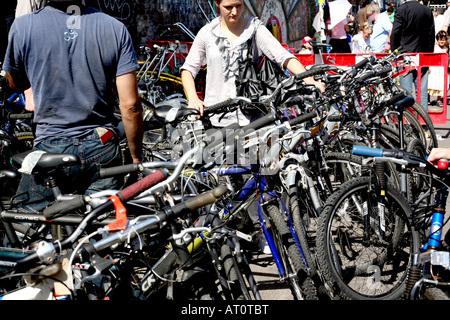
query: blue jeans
[
  {"left": 399, "top": 68, "right": 429, "bottom": 111},
  {"left": 15, "top": 128, "right": 122, "bottom": 212}
]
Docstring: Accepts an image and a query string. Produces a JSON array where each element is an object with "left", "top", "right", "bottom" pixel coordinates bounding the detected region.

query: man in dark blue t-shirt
[{"left": 3, "top": 0, "right": 144, "bottom": 210}]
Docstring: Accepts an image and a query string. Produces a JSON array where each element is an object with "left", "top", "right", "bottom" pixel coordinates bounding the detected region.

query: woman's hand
[
  {"left": 188, "top": 97, "right": 206, "bottom": 117},
  {"left": 427, "top": 147, "right": 450, "bottom": 166},
  {"left": 313, "top": 80, "right": 326, "bottom": 93}
]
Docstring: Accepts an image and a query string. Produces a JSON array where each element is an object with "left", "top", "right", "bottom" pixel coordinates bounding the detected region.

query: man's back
[
  {"left": 3, "top": 5, "right": 138, "bottom": 143},
  {"left": 390, "top": 0, "right": 435, "bottom": 53}
]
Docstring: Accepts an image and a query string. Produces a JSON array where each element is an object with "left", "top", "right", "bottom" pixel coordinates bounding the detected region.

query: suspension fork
[{"left": 360, "top": 167, "right": 385, "bottom": 242}]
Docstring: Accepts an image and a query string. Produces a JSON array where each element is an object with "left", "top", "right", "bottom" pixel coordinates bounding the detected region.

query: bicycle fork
[
  {"left": 406, "top": 181, "right": 450, "bottom": 299},
  {"left": 257, "top": 192, "right": 310, "bottom": 280}
]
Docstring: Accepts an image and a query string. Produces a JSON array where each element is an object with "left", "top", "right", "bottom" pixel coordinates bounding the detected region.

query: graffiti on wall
[
  {"left": 260, "top": 0, "right": 287, "bottom": 43},
  {"left": 282, "top": 0, "right": 300, "bottom": 17},
  {"left": 248, "top": 0, "right": 310, "bottom": 44},
  {"left": 95, "top": 0, "right": 135, "bottom": 28},
  {"left": 288, "top": 1, "right": 310, "bottom": 42},
  {"left": 91, "top": 0, "right": 312, "bottom": 49}
]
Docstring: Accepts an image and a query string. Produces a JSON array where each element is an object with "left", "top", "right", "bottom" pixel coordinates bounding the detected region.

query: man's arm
[{"left": 116, "top": 71, "right": 143, "bottom": 163}]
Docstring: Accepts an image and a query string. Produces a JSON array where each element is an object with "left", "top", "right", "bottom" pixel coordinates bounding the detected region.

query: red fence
[{"left": 295, "top": 52, "right": 450, "bottom": 125}]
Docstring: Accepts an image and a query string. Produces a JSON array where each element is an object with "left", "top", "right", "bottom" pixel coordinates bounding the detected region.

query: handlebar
[
  {"left": 351, "top": 145, "right": 450, "bottom": 177},
  {"left": 202, "top": 97, "right": 252, "bottom": 116},
  {"left": 15, "top": 183, "right": 228, "bottom": 270},
  {"left": 8, "top": 112, "right": 34, "bottom": 120}
]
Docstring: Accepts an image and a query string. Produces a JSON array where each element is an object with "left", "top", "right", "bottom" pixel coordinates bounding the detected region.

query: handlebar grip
[
  {"left": 376, "top": 66, "right": 392, "bottom": 77},
  {"left": 295, "top": 68, "right": 328, "bottom": 80},
  {"left": 358, "top": 70, "right": 376, "bottom": 82},
  {"left": 242, "top": 112, "right": 277, "bottom": 131},
  {"left": 8, "top": 112, "right": 33, "bottom": 120},
  {"left": 287, "top": 110, "right": 318, "bottom": 126},
  {"left": 353, "top": 58, "right": 369, "bottom": 70},
  {"left": 43, "top": 195, "right": 86, "bottom": 220},
  {"left": 205, "top": 113, "right": 276, "bottom": 150},
  {"left": 327, "top": 114, "right": 343, "bottom": 122},
  {"left": 169, "top": 185, "right": 228, "bottom": 217},
  {"left": 184, "top": 185, "right": 228, "bottom": 211},
  {"left": 353, "top": 145, "right": 409, "bottom": 160},
  {"left": 203, "top": 99, "right": 240, "bottom": 116},
  {"left": 99, "top": 163, "right": 144, "bottom": 178},
  {"left": 352, "top": 145, "right": 383, "bottom": 157},
  {"left": 118, "top": 169, "right": 167, "bottom": 201}
]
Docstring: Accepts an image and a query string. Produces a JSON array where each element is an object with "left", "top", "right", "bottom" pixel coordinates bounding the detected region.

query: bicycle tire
[
  {"left": 316, "top": 176, "right": 420, "bottom": 300},
  {"left": 394, "top": 84, "right": 438, "bottom": 152},
  {"left": 288, "top": 185, "right": 318, "bottom": 276},
  {"left": 405, "top": 138, "right": 434, "bottom": 240},
  {"left": 379, "top": 107, "right": 426, "bottom": 149},
  {"left": 424, "top": 287, "right": 450, "bottom": 300},
  {"left": 265, "top": 202, "right": 318, "bottom": 300},
  {"left": 220, "top": 243, "right": 254, "bottom": 300}
]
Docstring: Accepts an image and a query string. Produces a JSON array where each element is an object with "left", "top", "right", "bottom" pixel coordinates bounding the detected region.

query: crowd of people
[
  {"left": 300, "top": 0, "right": 448, "bottom": 110},
  {"left": 316, "top": 0, "right": 442, "bottom": 55}
]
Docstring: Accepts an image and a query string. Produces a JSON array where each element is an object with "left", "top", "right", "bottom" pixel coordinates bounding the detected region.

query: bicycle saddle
[
  {"left": 0, "top": 169, "right": 19, "bottom": 180},
  {"left": 12, "top": 150, "right": 79, "bottom": 173},
  {"left": 153, "top": 105, "right": 200, "bottom": 124}
]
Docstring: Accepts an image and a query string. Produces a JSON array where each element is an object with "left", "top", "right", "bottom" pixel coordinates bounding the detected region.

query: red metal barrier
[
  {"left": 295, "top": 52, "right": 449, "bottom": 125},
  {"left": 144, "top": 40, "right": 449, "bottom": 125}
]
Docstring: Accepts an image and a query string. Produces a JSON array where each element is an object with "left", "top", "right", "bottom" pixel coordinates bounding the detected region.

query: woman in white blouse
[{"left": 181, "top": 0, "right": 325, "bottom": 127}]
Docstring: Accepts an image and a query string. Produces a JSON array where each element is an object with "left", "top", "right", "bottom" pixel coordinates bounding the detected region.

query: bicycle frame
[{"left": 202, "top": 163, "right": 311, "bottom": 280}]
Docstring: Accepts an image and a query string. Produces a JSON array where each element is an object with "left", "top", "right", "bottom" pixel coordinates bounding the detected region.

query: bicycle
[
  {"left": 315, "top": 143, "right": 421, "bottom": 300},
  {"left": 351, "top": 144, "right": 450, "bottom": 300}
]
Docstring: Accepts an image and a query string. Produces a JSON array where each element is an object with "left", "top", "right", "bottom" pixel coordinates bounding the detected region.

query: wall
[{"left": 92, "top": 0, "right": 317, "bottom": 50}]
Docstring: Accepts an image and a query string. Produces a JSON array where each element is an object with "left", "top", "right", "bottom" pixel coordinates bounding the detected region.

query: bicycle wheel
[
  {"left": 405, "top": 138, "right": 434, "bottom": 242},
  {"left": 379, "top": 108, "right": 426, "bottom": 149},
  {"left": 424, "top": 287, "right": 450, "bottom": 300},
  {"left": 220, "top": 242, "right": 260, "bottom": 300},
  {"left": 323, "top": 151, "right": 400, "bottom": 191},
  {"left": 264, "top": 202, "right": 318, "bottom": 300},
  {"left": 394, "top": 84, "right": 438, "bottom": 152},
  {"left": 316, "top": 176, "right": 420, "bottom": 300}
]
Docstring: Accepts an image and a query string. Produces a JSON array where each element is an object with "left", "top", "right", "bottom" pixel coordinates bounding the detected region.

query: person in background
[
  {"left": 369, "top": 4, "right": 393, "bottom": 53},
  {"left": 15, "top": 0, "right": 45, "bottom": 17},
  {"left": 386, "top": 0, "right": 396, "bottom": 23},
  {"left": 351, "top": 22, "right": 373, "bottom": 53},
  {"left": 434, "top": 6, "right": 445, "bottom": 35},
  {"left": 327, "top": 12, "right": 351, "bottom": 53},
  {"left": 427, "top": 30, "right": 449, "bottom": 107},
  {"left": 441, "top": 3, "right": 450, "bottom": 32},
  {"left": 3, "top": 0, "right": 144, "bottom": 211},
  {"left": 386, "top": 6, "right": 395, "bottom": 22},
  {"left": 298, "top": 36, "right": 315, "bottom": 54},
  {"left": 390, "top": 0, "right": 435, "bottom": 110}
]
